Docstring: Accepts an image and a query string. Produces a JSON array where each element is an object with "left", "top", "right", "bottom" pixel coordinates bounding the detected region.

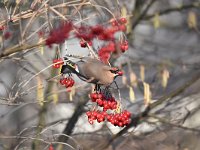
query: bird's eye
[{"left": 110, "top": 68, "right": 120, "bottom": 74}]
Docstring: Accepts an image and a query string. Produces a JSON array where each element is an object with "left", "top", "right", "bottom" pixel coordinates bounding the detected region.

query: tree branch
[{"left": 144, "top": 2, "right": 200, "bottom": 20}]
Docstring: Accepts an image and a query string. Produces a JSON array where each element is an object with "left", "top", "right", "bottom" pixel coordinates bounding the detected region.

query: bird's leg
[
  {"left": 94, "top": 84, "right": 101, "bottom": 93},
  {"left": 113, "top": 80, "right": 122, "bottom": 103},
  {"left": 102, "top": 86, "right": 112, "bottom": 100}
]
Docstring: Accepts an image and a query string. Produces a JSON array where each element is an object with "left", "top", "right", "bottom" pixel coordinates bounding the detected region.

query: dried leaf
[
  {"left": 129, "top": 86, "right": 135, "bottom": 102},
  {"left": 52, "top": 92, "right": 58, "bottom": 104},
  {"left": 126, "top": 18, "right": 131, "bottom": 34},
  {"left": 130, "top": 71, "right": 137, "bottom": 87},
  {"left": 161, "top": 69, "right": 170, "bottom": 88},
  {"left": 39, "top": 37, "right": 44, "bottom": 55},
  {"left": 37, "top": 76, "right": 44, "bottom": 106},
  {"left": 122, "top": 75, "right": 127, "bottom": 85},
  {"left": 121, "top": 5, "right": 127, "bottom": 17},
  {"left": 69, "top": 87, "right": 76, "bottom": 101},
  {"left": 140, "top": 65, "right": 145, "bottom": 81},
  {"left": 115, "top": 101, "right": 121, "bottom": 113},
  {"left": 49, "top": 83, "right": 59, "bottom": 104},
  {"left": 16, "top": 0, "right": 21, "bottom": 4},
  {"left": 143, "top": 82, "right": 151, "bottom": 106},
  {"left": 188, "top": 11, "right": 197, "bottom": 29},
  {"left": 153, "top": 13, "right": 160, "bottom": 29}
]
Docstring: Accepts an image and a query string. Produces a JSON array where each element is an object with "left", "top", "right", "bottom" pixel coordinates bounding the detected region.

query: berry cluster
[
  {"left": 106, "top": 110, "right": 131, "bottom": 127},
  {"left": 52, "top": 58, "right": 75, "bottom": 89},
  {"left": 90, "top": 93, "right": 117, "bottom": 111},
  {"left": 86, "top": 92, "right": 131, "bottom": 127},
  {"left": 46, "top": 22, "right": 73, "bottom": 47},
  {"left": 52, "top": 58, "right": 64, "bottom": 68},
  {"left": 46, "top": 18, "right": 129, "bottom": 64},
  {"left": 60, "top": 77, "right": 75, "bottom": 88},
  {"left": 86, "top": 109, "right": 131, "bottom": 127}
]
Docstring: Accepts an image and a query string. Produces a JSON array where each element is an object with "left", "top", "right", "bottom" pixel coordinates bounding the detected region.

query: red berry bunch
[
  {"left": 87, "top": 92, "right": 131, "bottom": 127},
  {"left": 98, "top": 42, "right": 115, "bottom": 63},
  {"left": 120, "top": 41, "right": 129, "bottom": 52},
  {"left": 106, "top": 110, "right": 131, "bottom": 127},
  {"left": 86, "top": 110, "right": 107, "bottom": 124},
  {"left": 90, "top": 93, "right": 117, "bottom": 111},
  {"left": 46, "top": 22, "right": 73, "bottom": 47},
  {"left": 111, "top": 17, "right": 127, "bottom": 31},
  {"left": 86, "top": 109, "right": 131, "bottom": 127},
  {"left": 60, "top": 77, "right": 75, "bottom": 88},
  {"left": 52, "top": 58, "right": 64, "bottom": 68}
]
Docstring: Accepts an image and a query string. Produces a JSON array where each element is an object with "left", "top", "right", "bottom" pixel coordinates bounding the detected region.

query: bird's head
[{"left": 110, "top": 67, "right": 123, "bottom": 77}]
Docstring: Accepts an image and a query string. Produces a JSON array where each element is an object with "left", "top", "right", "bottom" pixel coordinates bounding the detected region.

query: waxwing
[{"left": 61, "top": 57, "right": 123, "bottom": 86}]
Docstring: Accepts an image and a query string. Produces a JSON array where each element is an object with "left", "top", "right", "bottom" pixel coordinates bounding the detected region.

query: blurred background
[{"left": 0, "top": 0, "right": 200, "bottom": 150}]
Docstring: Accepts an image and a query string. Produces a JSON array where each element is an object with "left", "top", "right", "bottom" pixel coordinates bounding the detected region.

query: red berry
[
  {"left": 118, "top": 122, "right": 123, "bottom": 127},
  {"left": 103, "top": 100, "right": 107, "bottom": 106},
  {"left": 119, "top": 25, "right": 126, "bottom": 31},
  {"left": 118, "top": 116, "right": 123, "bottom": 121},
  {"left": 86, "top": 111, "right": 92, "bottom": 117},
  {"left": 120, "top": 41, "right": 129, "bottom": 52},
  {"left": 90, "top": 93, "right": 98, "bottom": 100},
  {"left": 97, "top": 117, "right": 104, "bottom": 123},
  {"left": 107, "top": 101, "right": 112, "bottom": 108},
  {"left": 123, "top": 110, "right": 131, "bottom": 117},
  {"left": 65, "top": 79, "right": 72, "bottom": 88},
  {"left": 120, "top": 17, "right": 127, "bottom": 24},
  {"left": 80, "top": 40, "right": 87, "bottom": 48},
  {"left": 92, "top": 111, "right": 98, "bottom": 118},
  {"left": 69, "top": 79, "right": 75, "bottom": 87},
  {"left": 97, "top": 99, "right": 103, "bottom": 106},
  {"left": 88, "top": 118, "right": 94, "bottom": 124},
  {"left": 97, "top": 93, "right": 103, "bottom": 99},
  {"left": 110, "top": 119, "right": 115, "bottom": 124},
  {"left": 106, "top": 115, "right": 111, "bottom": 121},
  {"left": 101, "top": 111, "right": 107, "bottom": 117},
  {"left": 114, "top": 119, "right": 119, "bottom": 126},
  {"left": 60, "top": 78, "right": 67, "bottom": 85},
  {"left": 48, "top": 144, "right": 54, "bottom": 150},
  {"left": 53, "top": 58, "right": 63, "bottom": 68},
  {"left": 111, "top": 20, "right": 118, "bottom": 26}
]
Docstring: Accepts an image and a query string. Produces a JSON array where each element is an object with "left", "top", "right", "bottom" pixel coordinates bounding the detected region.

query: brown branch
[
  {"left": 148, "top": 114, "right": 200, "bottom": 132},
  {"left": 0, "top": 41, "right": 45, "bottom": 58},
  {"left": 131, "top": 0, "right": 158, "bottom": 30}
]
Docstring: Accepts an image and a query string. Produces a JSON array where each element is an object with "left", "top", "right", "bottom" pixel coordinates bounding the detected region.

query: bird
[{"left": 61, "top": 57, "right": 123, "bottom": 90}]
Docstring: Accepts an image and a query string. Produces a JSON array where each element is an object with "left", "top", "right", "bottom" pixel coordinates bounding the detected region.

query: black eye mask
[{"left": 110, "top": 68, "right": 119, "bottom": 74}]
